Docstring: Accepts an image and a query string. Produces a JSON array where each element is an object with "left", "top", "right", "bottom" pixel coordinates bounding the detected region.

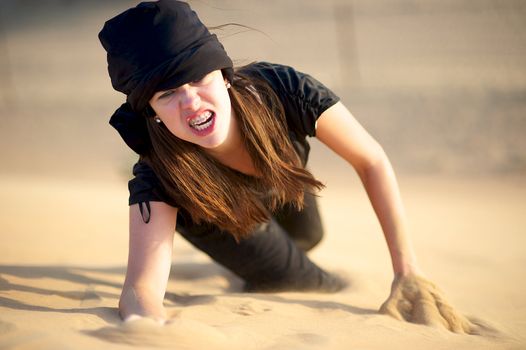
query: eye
[{"left": 158, "top": 90, "right": 174, "bottom": 99}]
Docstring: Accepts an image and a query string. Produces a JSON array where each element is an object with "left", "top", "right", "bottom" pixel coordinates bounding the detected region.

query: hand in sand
[
  {"left": 124, "top": 313, "right": 166, "bottom": 326},
  {"left": 379, "top": 273, "right": 478, "bottom": 334},
  {"left": 119, "top": 286, "right": 167, "bottom": 325}
]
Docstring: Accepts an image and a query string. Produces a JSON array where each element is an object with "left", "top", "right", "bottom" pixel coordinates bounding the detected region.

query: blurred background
[{"left": 0, "top": 0, "right": 525, "bottom": 184}]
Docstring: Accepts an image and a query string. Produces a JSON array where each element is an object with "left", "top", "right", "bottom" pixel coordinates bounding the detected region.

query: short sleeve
[
  {"left": 242, "top": 62, "right": 340, "bottom": 137},
  {"left": 128, "top": 160, "right": 169, "bottom": 206}
]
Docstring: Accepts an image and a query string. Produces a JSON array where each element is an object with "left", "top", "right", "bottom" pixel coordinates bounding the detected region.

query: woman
[{"left": 99, "top": 0, "right": 477, "bottom": 333}]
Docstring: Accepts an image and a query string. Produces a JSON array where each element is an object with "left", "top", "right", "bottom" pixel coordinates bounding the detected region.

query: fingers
[
  {"left": 396, "top": 298, "right": 413, "bottom": 321},
  {"left": 379, "top": 281, "right": 405, "bottom": 321},
  {"left": 435, "top": 298, "right": 466, "bottom": 333},
  {"left": 462, "top": 317, "right": 501, "bottom": 337},
  {"left": 436, "top": 298, "right": 481, "bottom": 335},
  {"left": 430, "top": 288, "right": 479, "bottom": 334},
  {"left": 380, "top": 275, "right": 475, "bottom": 334},
  {"left": 379, "top": 277, "right": 420, "bottom": 322},
  {"left": 401, "top": 276, "right": 450, "bottom": 330},
  {"left": 462, "top": 317, "right": 479, "bottom": 335},
  {"left": 379, "top": 297, "right": 405, "bottom": 321},
  {"left": 411, "top": 293, "right": 449, "bottom": 330}
]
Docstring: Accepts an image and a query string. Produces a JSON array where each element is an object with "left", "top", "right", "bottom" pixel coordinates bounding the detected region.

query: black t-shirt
[{"left": 128, "top": 62, "right": 339, "bottom": 210}]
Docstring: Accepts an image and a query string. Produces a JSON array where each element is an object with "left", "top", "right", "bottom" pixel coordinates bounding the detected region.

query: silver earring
[
  {"left": 154, "top": 117, "right": 162, "bottom": 124},
  {"left": 225, "top": 81, "right": 231, "bottom": 89}
]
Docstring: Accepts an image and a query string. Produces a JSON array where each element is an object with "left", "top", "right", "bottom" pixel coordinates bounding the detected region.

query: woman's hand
[
  {"left": 119, "top": 285, "right": 167, "bottom": 325},
  {"left": 379, "top": 273, "right": 478, "bottom": 334}
]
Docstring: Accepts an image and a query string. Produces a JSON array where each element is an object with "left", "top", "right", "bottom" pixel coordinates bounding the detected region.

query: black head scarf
[{"left": 99, "top": 0, "right": 233, "bottom": 154}]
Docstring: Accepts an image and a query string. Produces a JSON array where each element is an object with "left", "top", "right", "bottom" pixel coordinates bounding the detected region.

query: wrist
[
  {"left": 392, "top": 252, "right": 422, "bottom": 277},
  {"left": 393, "top": 262, "right": 423, "bottom": 278}
]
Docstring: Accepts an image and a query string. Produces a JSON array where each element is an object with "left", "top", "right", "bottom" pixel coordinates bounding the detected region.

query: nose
[{"left": 179, "top": 85, "right": 201, "bottom": 111}]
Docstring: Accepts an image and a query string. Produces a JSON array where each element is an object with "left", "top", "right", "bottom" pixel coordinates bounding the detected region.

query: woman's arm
[
  {"left": 315, "top": 102, "right": 477, "bottom": 333},
  {"left": 315, "top": 101, "right": 419, "bottom": 276},
  {"left": 119, "top": 201, "right": 178, "bottom": 324}
]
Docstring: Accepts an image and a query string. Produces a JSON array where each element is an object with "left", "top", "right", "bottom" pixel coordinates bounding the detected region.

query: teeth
[
  {"left": 189, "top": 111, "right": 212, "bottom": 127},
  {"left": 189, "top": 111, "right": 213, "bottom": 130},
  {"left": 194, "top": 117, "right": 213, "bottom": 130}
]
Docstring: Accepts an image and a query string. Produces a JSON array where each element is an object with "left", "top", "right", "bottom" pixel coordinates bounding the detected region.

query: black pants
[{"left": 177, "top": 193, "right": 345, "bottom": 293}]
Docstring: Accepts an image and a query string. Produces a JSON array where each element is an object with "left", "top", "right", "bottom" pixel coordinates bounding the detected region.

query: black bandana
[{"left": 99, "top": 0, "right": 233, "bottom": 154}]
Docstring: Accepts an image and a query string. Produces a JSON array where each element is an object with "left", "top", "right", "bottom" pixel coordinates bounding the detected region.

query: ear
[
  {"left": 144, "top": 105, "right": 156, "bottom": 118},
  {"left": 223, "top": 75, "right": 231, "bottom": 89},
  {"left": 221, "top": 67, "right": 234, "bottom": 85}
]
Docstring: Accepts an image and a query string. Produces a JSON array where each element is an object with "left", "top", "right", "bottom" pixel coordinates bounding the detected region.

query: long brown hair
[{"left": 144, "top": 65, "right": 324, "bottom": 240}]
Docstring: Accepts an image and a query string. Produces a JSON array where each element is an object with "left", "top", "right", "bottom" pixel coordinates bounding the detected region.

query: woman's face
[{"left": 149, "top": 70, "right": 233, "bottom": 150}]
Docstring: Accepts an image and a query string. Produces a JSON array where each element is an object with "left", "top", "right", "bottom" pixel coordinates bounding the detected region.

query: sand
[{"left": 0, "top": 173, "right": 525, "bottom": 350}]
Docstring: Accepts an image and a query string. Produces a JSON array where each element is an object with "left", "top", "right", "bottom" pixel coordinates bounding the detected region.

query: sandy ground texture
[
  {"left": 0, "top": 0, "right": 525, "bottom": 349},
  {"left": 0, "top": 174, "right": 525, "bottom": 349}
]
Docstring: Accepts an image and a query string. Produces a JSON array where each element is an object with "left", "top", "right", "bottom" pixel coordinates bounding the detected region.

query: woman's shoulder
[
  {"left": 128, "top": 159, "right": 176, "bottom": 207},
  {"left": 237, "top": 61, "right": 291, "bottom": 73},
  {"left": 237, "top": 61, "right": 308, "bottom": 90},
  {"left": 238, "top": 61, "right": 338, "bottom": 104},
  {"left": 238, "top": 61, "right": 340, "bottom": 137}
]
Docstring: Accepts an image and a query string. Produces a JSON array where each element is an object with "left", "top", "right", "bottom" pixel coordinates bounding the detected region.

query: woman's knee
[
  {"left": 292, "top": 225, "right": 324, "bottom": 252},
  {"left": 275, "top": 193, "right": 325, "bottom": 252}
]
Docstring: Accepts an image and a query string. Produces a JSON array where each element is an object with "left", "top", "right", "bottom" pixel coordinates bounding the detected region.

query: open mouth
[{"left": 189, "top": 110, "right": 215, "bottom": 131}]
